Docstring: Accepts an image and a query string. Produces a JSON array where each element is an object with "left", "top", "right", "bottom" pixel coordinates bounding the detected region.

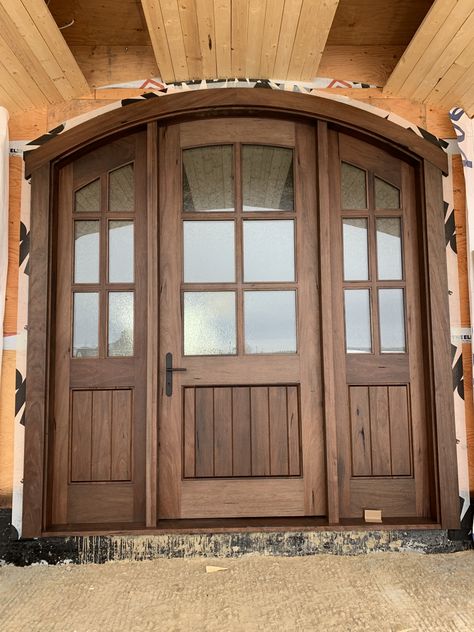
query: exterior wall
[{"left": 1, "top": 79, "right": 473, "bottom": 532}]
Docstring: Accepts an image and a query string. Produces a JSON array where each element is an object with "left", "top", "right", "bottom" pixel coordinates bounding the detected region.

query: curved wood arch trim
[{"left": 24, "top": 89, "right": 448, "bottom": 177}]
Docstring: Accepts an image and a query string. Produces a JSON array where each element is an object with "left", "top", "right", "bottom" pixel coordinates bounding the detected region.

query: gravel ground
[{"left": 0, "top": 551, "right": 473, "bottom": 631}]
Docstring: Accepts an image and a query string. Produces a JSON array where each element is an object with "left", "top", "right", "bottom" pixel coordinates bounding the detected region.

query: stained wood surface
[
  {"left": 24, "top": 90, "right": 448, "bottom": 178},
  {"left": 158, "top": 117, "right": 325, "bottom": 519}
]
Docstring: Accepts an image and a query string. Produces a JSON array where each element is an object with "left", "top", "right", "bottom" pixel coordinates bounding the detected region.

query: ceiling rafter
[
  {"left": 384, "top": 0, "right": 474, "bottom": 115},
  {"left": 140, "top": 0, "right": 340, "bottom": 83},
  {"left": 0, "top": 0, "right": 90, "bottom": 113}
]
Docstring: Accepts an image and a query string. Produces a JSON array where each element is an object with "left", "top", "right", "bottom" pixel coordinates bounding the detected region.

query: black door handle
[{"left": 165, "top": 352, "right": 187, "bottom": 396}]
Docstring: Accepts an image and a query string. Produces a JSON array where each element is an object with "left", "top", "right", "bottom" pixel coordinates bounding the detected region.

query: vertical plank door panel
[
  {"left": 388, "top": 386, "right": 412, "bottom": 476},
  {"left": 195, "top": 387, "right": 214, "bottom": 477},
  {"left": 183, "top": 387, "right": 196, "bottom": 478},
  {"left": 287, "top": 386, "right": 301, "bottom": 476},
  {"left": 71, "top": 390, "right": 92, "bottom": 482},
  {"left": 91, "top": 390, "right": 112, "bottom": 481},
  {"left": 214, "top": 387, "right": 233, "bottom": 476},
  {"left": 349, "top": 386, "right": 372, "bottom": 477},
  {"left": 370, "top": 386, "right": 391, "bottom": 476},
  {"left": 269, "top": 387, "right": 289, "bottom": 476},
  {"left": 250, "top": 386, "right": 270, "bottom": 476},
  {"left": 232, "top": 387, "right": 251, "bottom": 476},
  {"left": 111, "top": 390, "right": 132, "bottom": 481}
]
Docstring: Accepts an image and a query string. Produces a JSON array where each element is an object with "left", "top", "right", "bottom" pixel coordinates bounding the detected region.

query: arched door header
[{"left": 24, "top": 89, "right": 448, "bottom": 177}]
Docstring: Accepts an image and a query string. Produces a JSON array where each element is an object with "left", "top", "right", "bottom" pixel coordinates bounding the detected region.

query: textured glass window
[
  {"left": 108, "top": 292, "right": 134, "bottom": 356},
  {"left": 375, "top": 177, "right": 400, "bottom": 209},
  {"left": 75, "top": 179, "right": 100, "bottom": 213},
  {"left": 183, "top": 146, "right": 234, "bottom": 212},
  {"left": 184, "top": 292, "right": 236, "bottom": 355},
  {"left": 74, "top": 221, "right": 100, "bottom": 283},
  {"left": 376, "top": 218, "right": 402, "bottom": 280},
  {"left": 342, "top": 218, "right": 368, "bottom": 281},
  {"left": 344, "top": 289, "right": 372, "bottom": 353},
  {"left": 109, "top": 220, "right": 134, "bottom": 283},
  {"left": 379, "top": 289, "right": 406, "bottom": 353},
  {"left": 183, "top": 221, "right": 235, "bottom": 282},
  {"left": 341, "top": 162, "right": 367, "bottom": 209},
  {"left": 244, "top": 291, "right": 296, "bottom": 354},
  {"left": 109, "top": 164, "right": 134, "bottom": 212},
  {"left": 243, "top": 220, "right": 295, "bottom": 282},
  {"left": 242, "top": 146, "right": 293, "bottom": 211},
  {"left": 73, "top": 293, "right": 99, "bottom": 357}
]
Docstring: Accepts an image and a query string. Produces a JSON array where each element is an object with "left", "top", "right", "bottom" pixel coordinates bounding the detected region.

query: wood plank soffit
[
  {"left": 0, "top": 0, "right": 89, "bottom": 113},
  {"left": 140, "top": 0, "right": 340, "bottom": 83}
]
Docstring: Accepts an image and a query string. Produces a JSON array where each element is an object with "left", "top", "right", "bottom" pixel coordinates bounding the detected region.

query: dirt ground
[{"left": 0, "top": 551, "right": 473, "bottom": 631}]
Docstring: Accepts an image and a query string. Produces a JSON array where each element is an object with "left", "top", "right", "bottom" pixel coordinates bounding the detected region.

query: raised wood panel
[
  {"left": 349, "top": 385, "right": 412, "bottom": 478},
  {"left": 350, "top": 478, "right": 416, "bottom": 517},
  {"left": 184, "top": 385, "right": 301, "bottom": 478},
  {"left": 70, "top": 389, "right": 132, "bottom": 483}
]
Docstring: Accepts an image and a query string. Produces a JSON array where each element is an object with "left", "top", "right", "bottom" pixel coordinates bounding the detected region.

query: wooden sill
[{"left": 41, "top": 517, "right": 441, "bottom": 538}]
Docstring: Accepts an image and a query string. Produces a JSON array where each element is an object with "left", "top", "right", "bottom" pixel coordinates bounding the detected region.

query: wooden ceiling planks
[
  {"left": 140, "top": 0, "right": 340, "bottom": 82},
  {"left": 0, "top": 0, "right": 89, "bottom": 113},
  {"left": 384, "top": 0, "right": 474, "bottom": 115}
]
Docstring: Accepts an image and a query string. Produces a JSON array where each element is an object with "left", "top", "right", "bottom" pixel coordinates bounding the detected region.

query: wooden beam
[
  {"left": 287, "top": 0, "right": 340, "bottom": 81},
  {"left": 384, "top": 0, "right": 474, "bottom": 99},
  {"left": 0, "top": 0, "right": 89, "bottom": 113}
]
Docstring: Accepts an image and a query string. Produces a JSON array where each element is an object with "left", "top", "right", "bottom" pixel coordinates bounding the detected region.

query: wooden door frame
[{"left": 22, "top": 89, "right": 458, "bottom": 537}]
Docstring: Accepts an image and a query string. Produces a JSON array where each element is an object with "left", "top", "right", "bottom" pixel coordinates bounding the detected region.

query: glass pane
[
  {"left": 184, "top": 292, "right": 236, "bottom": 355},
  {"left": 109, "top": 164, "right": 134, "bottom": 212},
  {"left": 183, "top": 146, "right": 234, "bottom": 212},
  {"left": 183, "top": 221, "right": 235, "bottom": 282},
  {"left": 341, "top": 162, "right": 367, "bottom": 209},
  {"left": 108, "top": 292, "right": 134, "bottom": 356},
  {"left": 377, "top": 218, "right": 402, "bottom": 280},
  {"left": 244, "top": 291, "right": 296, "bottom": 354},
  {"left": 244, "top": 220, "right": 295, "bottom": 282},
  {"left": 73, "top": 293, "right": 99, "bottom": 358},
  {"left": 379, "top": 289, "right": 406, "bottom": 353},
  {"left": 343, "top": 218, "right": 368, "bottom": 281},
  {"left": 344, "top": 289, "right": 371, "bottom": 353},
  {"left": 74, "top": 221, "right": 99, "bottom": 283},
  {"left": 75, "top": 179, "right": 100, "bottom": 213},
  {"left": 109, "top": 220, "right": 134, "bottom": 283},
  {"left": 375, "top": 177, "right": 400, "bottom": 209},
  {"left": 242, "top": 145, "right": 293, "bottom": 211}
]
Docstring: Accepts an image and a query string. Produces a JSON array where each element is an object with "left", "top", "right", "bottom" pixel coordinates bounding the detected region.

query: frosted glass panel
[
  {"left": 74, "top": 221, "right": 99, "bottom": 283},
  {"left": 75, "top": 179, "right": 100, "bottom": 213},
  {"left": 375, "top": 177, "right": 400, "bottom": 209},
  {"left": 108, "top": 292, "right": 134, "bottom": 356},
  {"left": 244, "top": 291, "right": 296, "bottom": 354},
  {"left": 184, "top": 221, "right": 235, "bottom": 282},
  {"left": 183, "top": 146, "right": 234, "bottom": 212},
  {"left": 343, "top": 218, "right": 368, "bottom": 281},
  {"left": 243, "top": 220, "right": 295, "bottom": 282},
  {"left": 242, "top": 146, "right": 293, "bottom": 211},
  {"left": 73, "top": 293, "right": 99, "bottom": 357},
  {"left": 344, "top": 289, "right": 371, "bottom": 353},
  {"left": 109, "top": 220, "right": 134, "bottom": 283},
  {"left": 379, "top": 289, "right": 406, "bottom": 353},
  {"left": 341, "top": 162, "right": 367, "bottom": 209},
  {"left": 184, "top": 292, "right": 236, "bottom": 355},
  {"left": 377, "top": 218, "right": 402, "bottom": 280},
  {"left": 109, "top": 164, "right": 134, "bottom": 212}
]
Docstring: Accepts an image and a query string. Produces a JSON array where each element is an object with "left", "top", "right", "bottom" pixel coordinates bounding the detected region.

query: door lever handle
[{"left": 165, "top": 352, "right": 187, "bottom": 396}]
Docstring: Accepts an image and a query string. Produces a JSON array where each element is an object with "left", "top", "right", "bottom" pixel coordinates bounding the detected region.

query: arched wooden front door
[{"left": 23, "top": 90, "right": 458, "bottom": 534}]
